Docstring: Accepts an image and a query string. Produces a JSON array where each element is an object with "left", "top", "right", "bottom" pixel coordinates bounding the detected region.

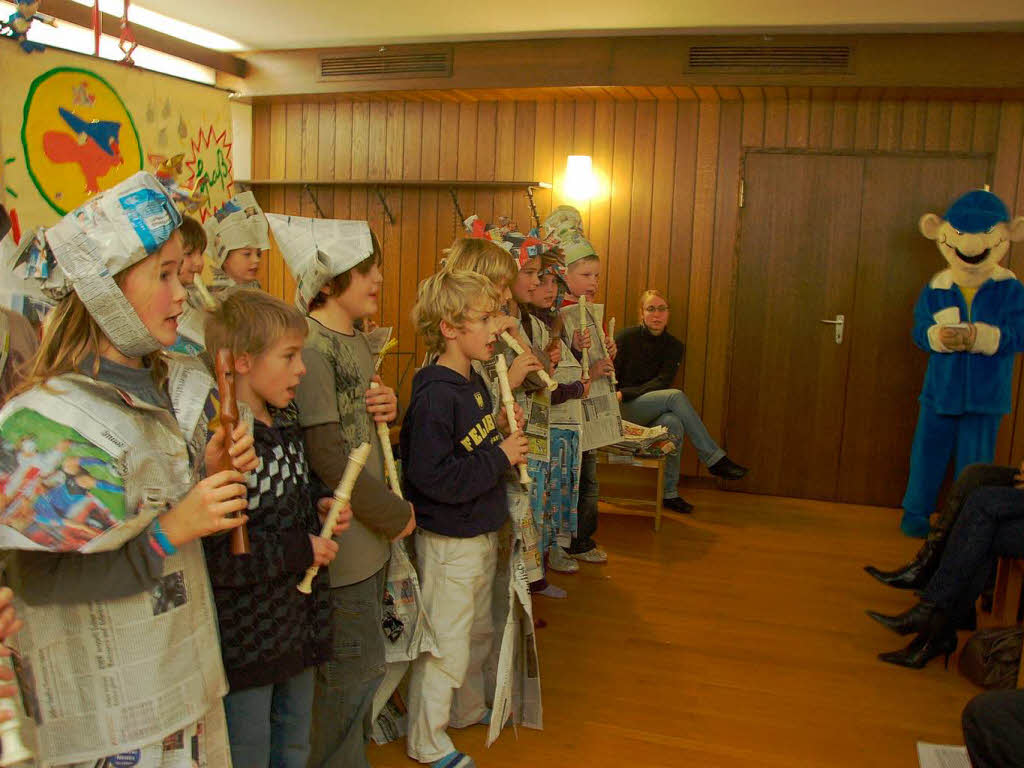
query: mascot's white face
[{"left": 920, "top": 213, "right": 1024, "bottom": 289}]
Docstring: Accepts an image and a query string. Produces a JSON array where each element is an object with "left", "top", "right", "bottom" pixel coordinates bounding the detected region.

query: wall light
[{"left": 564, "top": 155, "right": 597, "bottom": 201}]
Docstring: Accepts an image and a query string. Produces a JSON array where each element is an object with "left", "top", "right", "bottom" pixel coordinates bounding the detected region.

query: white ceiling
[{"left": 137, "top": 0, "right": 1024, "bottom": 51}]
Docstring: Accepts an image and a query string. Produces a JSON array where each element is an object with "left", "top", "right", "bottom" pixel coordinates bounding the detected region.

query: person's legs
[
  {"left": 901, "top": 405, "right": 958, "bottom": 537},
  {"left": 621, "top": 390, "right": 725, "bottom": 467},
  {"left": 269, "top": 668, "right": 315, "bottom": 768},
  {"left": 223, "top": 684, "right": 273, "bottom": 768},
  {"left": 451, "top": 531, "right": 499, "bottom": 728},
  {"left": 569, "top": 450, "right": 600, "bottom": 556},
  {"left": 923, "top": 485, "right": 1024, "bottom": 616},
  {"left": 963, "top": 689, "right": 1024, "bottom": 768},
  {"left": 309, "top": 569, "right": 387, "bottom": 768},
  {"left": 931, "top": 463, "right": 1018, "bottom": 540},
  {"left": 650, "top": 411, "right": 684, "bottom": 499},
  {"left": 407, "top": 531, "right": 490, "bottom": 764}
]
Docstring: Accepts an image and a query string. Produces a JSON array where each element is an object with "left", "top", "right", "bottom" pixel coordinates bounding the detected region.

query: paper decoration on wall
[
  {"left": 182, "top": 126, "right": 233, "bottom": 222},
  {"left": 21, "top": 66, "right": 143, "bottom": 215}
]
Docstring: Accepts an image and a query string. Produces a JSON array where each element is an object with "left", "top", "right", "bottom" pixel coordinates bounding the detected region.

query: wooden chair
[
  {"left": 595, "top": 450, "right": 665, "bottom": 531},
  {"left": 985, "top": 557, "right": 1024, "bottom": 688}
]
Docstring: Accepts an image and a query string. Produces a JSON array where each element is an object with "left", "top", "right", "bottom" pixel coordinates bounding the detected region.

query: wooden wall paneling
[
  {"left": 605, "top": 100, "right": 637, "bottom": 328},
  {"left": 667, "top": 98, "right": 699, "bottom": 357},
  {"left": 473, "top": 101, "right": 498, "bottom": 224},
  {"left": 252, "top": 104, "right": 271, "bottom": 180},
  {"left": 831, "top": 90, "right": 858, "bottom": 150},
  {"left": 924, "top": 100, "right": 953, "bottom": 151},
  {"left": 416, "top": 101, "right": 442, "bottom": 368},
  {"left": 587, "top": 100, "right": 614, "bottom": 274},
  {"left": 646, "top": 99, "right": 678, "bottom": 302},
  {"left": 786, "top": 87, "right": 810, "bottom": 149},
  {"left": 437, "top": 101, "right": 461, "bottom": 248},
  {"left": 551, "top": 100, "right": 575, "bottom": 220},
  {"left": 316, "top": 103, "right": 336, "bottom": 214},
  {"left": 900, "top": 99, "right": 926, "bottom": 150},
  {"left": 763, "top": 87, "right": 788, "bottom": 147},
  {"left": 572, "top": 99, "right": 597, "bottom": 227},
  {"left": 877, "top": 96, "right": 903, "bottom": 151},
  {"left": 947, "top": 101, "right": 975, "bottom": 152},
  {"left": 854, "top": 89, "right": 881, "bottom": 151},
  {"left": 681, "top": 88, "right": 721, "bottom": 475},
  {"left": 350, "top": 102, "right": 370, "bottom": 222},
  {"left": 380, "top": 101, "right": 404, "bottom": 372},
  {"left": 277, "top": 104, "right": 303, "bottom": 300},
  {"left": 993, "top": 102, "right": 1024, "bottom": 463},
  {"left": 511, "top": 101, "right": 537, "bottom": 233},
  {"left": 972, "top": 102, "right": 1001, "bottom": 153},
  {"left": 624, "top": 100, "right": 657, "bottom": 322},
  {"left": 808, "top": 88, "right": 835, "bottom": 150},
  {"left": 493, "top": 101, "right": 518, "bottom": 226},
  {"left": 532, "top": 101, "right": 556, "bottom": 224},
  {"left": 703, "top": 97, "right": 744, "bottom": 464},
  {"left": 262, "top": 103, "right": 288, "bottom": 289},
  {"left": 738, "top": 87, "right": 765, "bottom": 148},
  {"left": 332, "top": 102, "right": 353, "bottom": 218},
  {"left": 396, "top": 102, "right": 423, "bottom": 399},
  {"left": 1008, "top": 118, "right": 1024, "bottom": 464}
]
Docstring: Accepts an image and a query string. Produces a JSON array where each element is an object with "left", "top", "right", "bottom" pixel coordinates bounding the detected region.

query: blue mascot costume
[{"left": 900, "top": 189, "right": 1024, "bottom": 538}]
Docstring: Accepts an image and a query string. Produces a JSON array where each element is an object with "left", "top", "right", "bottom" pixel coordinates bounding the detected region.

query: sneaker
[
  {"left": 663, "top": 496, "right": 694, "bottom": 514},
  {"left": 570, "top": 546, "right": 608, "bottom": 564},
  {"left": 536, "top": 583, "right": 568, "bottom": 599},
  {"left": 548, "top": 547, "right": 579, "bottom": 573},
  {"left": 708, "top": 456, "right": 748, "bottom": 479}
]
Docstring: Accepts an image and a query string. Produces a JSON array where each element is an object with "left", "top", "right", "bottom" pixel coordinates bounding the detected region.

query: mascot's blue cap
[{"left": 945, "top": 190, "right": 1010, "bottom": 234}]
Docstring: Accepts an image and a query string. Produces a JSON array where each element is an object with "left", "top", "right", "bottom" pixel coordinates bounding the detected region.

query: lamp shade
[{"left": 565, "top": 155, "right": 597, "bottom": 200}]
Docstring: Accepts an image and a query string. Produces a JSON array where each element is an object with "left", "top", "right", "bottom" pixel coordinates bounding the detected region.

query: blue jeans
[
  {"left": 309, "top": 568, "right": 387, "bottom": 768},
  {"left": 619, "top": 389, "right": 726, "bottom": 498},
  {"left": 223, "top": 668, "right": 315, "bottom": 768}
]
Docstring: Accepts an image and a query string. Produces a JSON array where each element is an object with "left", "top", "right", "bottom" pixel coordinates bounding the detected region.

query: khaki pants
[{"left": 406, "top": 530, "right": 498, "bottom": 763}]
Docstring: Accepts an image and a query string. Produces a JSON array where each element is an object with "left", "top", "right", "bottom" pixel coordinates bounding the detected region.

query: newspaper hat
[
  {"left": 266, "top": 213, "right": 375, "bottom": 311},
  {"left": 541, "top": 205, "right": 596, "bottom": 265},
  {"left": 205, "top": 191, "right": 271, "bottom": 268},
  {"left": 463, "top": 214, "right": 560, "bottom": 269},
  {"left": 41, "top": 171, "right": 182, "bottom": 356}
]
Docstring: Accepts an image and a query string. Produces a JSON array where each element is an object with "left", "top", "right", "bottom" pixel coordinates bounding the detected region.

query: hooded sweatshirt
[{"left": 400, "top": 364, "right": 510, "bottom": 537}]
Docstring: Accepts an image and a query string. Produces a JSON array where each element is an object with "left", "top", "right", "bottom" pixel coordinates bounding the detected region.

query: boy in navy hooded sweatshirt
[{"left": 401, "top": 270, "right": 528, "bottom": 768}]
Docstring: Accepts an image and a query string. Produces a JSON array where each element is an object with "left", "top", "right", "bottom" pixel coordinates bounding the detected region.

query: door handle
[{"left": 819, "top": 314, "right": 845, "bottom": 344}]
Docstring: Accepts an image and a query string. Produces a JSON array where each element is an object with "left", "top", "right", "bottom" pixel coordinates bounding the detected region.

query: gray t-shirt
[{"left": 294, "top": 319, "right": 390, "bottom": 587}]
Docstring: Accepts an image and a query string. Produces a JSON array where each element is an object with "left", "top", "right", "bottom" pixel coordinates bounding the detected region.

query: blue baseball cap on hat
[{"left": 945, "top": 190, "right": 1010, "bottom": 234}]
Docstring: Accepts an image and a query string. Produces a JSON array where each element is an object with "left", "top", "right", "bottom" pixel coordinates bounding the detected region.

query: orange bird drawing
[{"left": 42, "top": 107, "right": 124, "bottom": 194}]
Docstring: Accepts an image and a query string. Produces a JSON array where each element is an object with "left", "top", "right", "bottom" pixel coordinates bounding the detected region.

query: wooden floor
[{"left": 370, "top": 488, "right": 981, "bottom": 767}]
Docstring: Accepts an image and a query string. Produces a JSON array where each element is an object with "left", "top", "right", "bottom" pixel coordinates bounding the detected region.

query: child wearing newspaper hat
[
  {"left": 526, "top": 262, "right": 588, "bottom": 576},
  {"left": 266, "top": 212, "right": 414, "bottom": 768},
  {"left": 167, "top": 214, "right": 211, "bottom": 355},
  {"left": 202, "top": 288, "right": 351, "bottom": 768},
  {"left": 0, "top": 172, "right": 257, "bottom": 768},
  {"left": 544, "top": 206, "right": 617, "bottom": 565},
  {"left": 205, "top": 191, "right": 271, "bottom": 295}
]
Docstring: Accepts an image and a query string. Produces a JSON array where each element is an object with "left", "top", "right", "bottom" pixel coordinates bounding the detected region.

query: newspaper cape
[
  {"left": 560, "top": 302, "right": 623, "bottom": 452},
  {"left": 0, "top": 359, "right": 230, "bottom": 768}
]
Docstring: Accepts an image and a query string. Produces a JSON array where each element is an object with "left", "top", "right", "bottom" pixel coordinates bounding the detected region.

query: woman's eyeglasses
[{"left": 644, "top": 304, "right": 669, "bottom": 313}]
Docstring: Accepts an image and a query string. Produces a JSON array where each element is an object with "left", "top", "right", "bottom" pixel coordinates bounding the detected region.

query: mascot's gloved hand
[
  {"left": 969, "top": 322, "right": 1001, "bottom": 355},
  {"left": 927, "top": 324, "right": 957, "bottom": 352}
]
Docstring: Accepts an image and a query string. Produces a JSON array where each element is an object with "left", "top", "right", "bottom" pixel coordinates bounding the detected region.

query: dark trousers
[
  {"left": 569, "top": 449, "right": 599, "bottom": 553},
  {"left": 309, "top": 567, "right": 386, "bottom": 768},
  {"left": 923, "top": 485, "right": 1024, "bottom": 617},
  {"left": 930, "top": 463, "right": 1019, "bottom": 542},
  {"left": 963, "top": 689, "right": 1024, "bottom": 768}
]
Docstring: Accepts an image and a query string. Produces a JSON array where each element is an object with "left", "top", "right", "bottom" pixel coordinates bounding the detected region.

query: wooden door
[
  {"left": 725, "top": 153, "right": 865, "bottom": 499},
  {"left": 836, "top": 155, "right": 991, "bottom": 506}
]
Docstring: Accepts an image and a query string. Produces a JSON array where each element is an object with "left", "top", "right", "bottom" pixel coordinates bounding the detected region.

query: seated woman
[
  {"left": 868, "top": 482, "right": 1024, "bottom": 668},
  {"left": 613, "top": 289, "right": 747, "bottom": 514}
]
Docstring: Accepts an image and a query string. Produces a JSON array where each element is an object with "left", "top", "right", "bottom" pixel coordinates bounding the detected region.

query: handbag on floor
[{"left": 958, "top": 626, "right": 1024, "bottom": 689}]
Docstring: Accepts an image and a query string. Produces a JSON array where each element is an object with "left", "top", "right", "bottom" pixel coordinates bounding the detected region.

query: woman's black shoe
[
  {"left": 708, "top": 456, "right": 748, "bottom": 480},
  {"left": 878, "top": 628, "right": 958, "bottom": 669},
  {"left": 864, "top": 537, "right": 945, "bottom": 591},
  {"left": 663, "top": 497, "right": 694, "bottom": 514},
  {"left": 866, "top": 600, "right": 935, "bottom": 636}
]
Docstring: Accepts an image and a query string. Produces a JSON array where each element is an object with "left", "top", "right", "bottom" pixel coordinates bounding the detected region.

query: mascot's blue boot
[{"left": 899, "top": 189, "right": 1024, "bottom": 538}]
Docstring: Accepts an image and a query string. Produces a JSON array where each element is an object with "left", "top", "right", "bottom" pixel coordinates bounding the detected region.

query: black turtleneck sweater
[{"left": 613, "top": 325, "right": 684, "bottom": 403}]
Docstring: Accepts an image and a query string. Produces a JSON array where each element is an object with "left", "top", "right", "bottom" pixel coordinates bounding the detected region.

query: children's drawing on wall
[{"left": 21, "top": 66, "right": 143, "bottom": 215}]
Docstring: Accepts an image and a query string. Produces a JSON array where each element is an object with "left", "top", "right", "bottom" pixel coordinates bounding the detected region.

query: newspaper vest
[{"left": 0, "top": 358, "right": 228, "bottom": 767}]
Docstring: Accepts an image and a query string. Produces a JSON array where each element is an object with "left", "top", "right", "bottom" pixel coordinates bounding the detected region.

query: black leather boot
[
  {"left": 878, "top": 610, "right": 958, "bottom": 670},
  {"left": 864, "top": 537, "right": 945, "bottom": 591},
  {"left": 866, "top": 600, "right": 935, "bottom": 636}
]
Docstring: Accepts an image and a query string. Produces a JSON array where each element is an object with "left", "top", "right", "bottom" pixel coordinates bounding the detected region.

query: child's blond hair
[
  {"left": 205, "top": 288, "right": 308, "bottom": 359},
  {"left": 442, "top": 238, "right": 517, "bottom": 289},
  {"left": 413, "top": 270, "right": 501, "bottom": 355}
]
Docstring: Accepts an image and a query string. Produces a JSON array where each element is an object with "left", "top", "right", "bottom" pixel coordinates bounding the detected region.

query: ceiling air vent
[
  {"left": 319, "top": 46, "right": 453, "bottom": 82},
  {"left": 686, "top": 45, "right": 852, "bottom": 74}
]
